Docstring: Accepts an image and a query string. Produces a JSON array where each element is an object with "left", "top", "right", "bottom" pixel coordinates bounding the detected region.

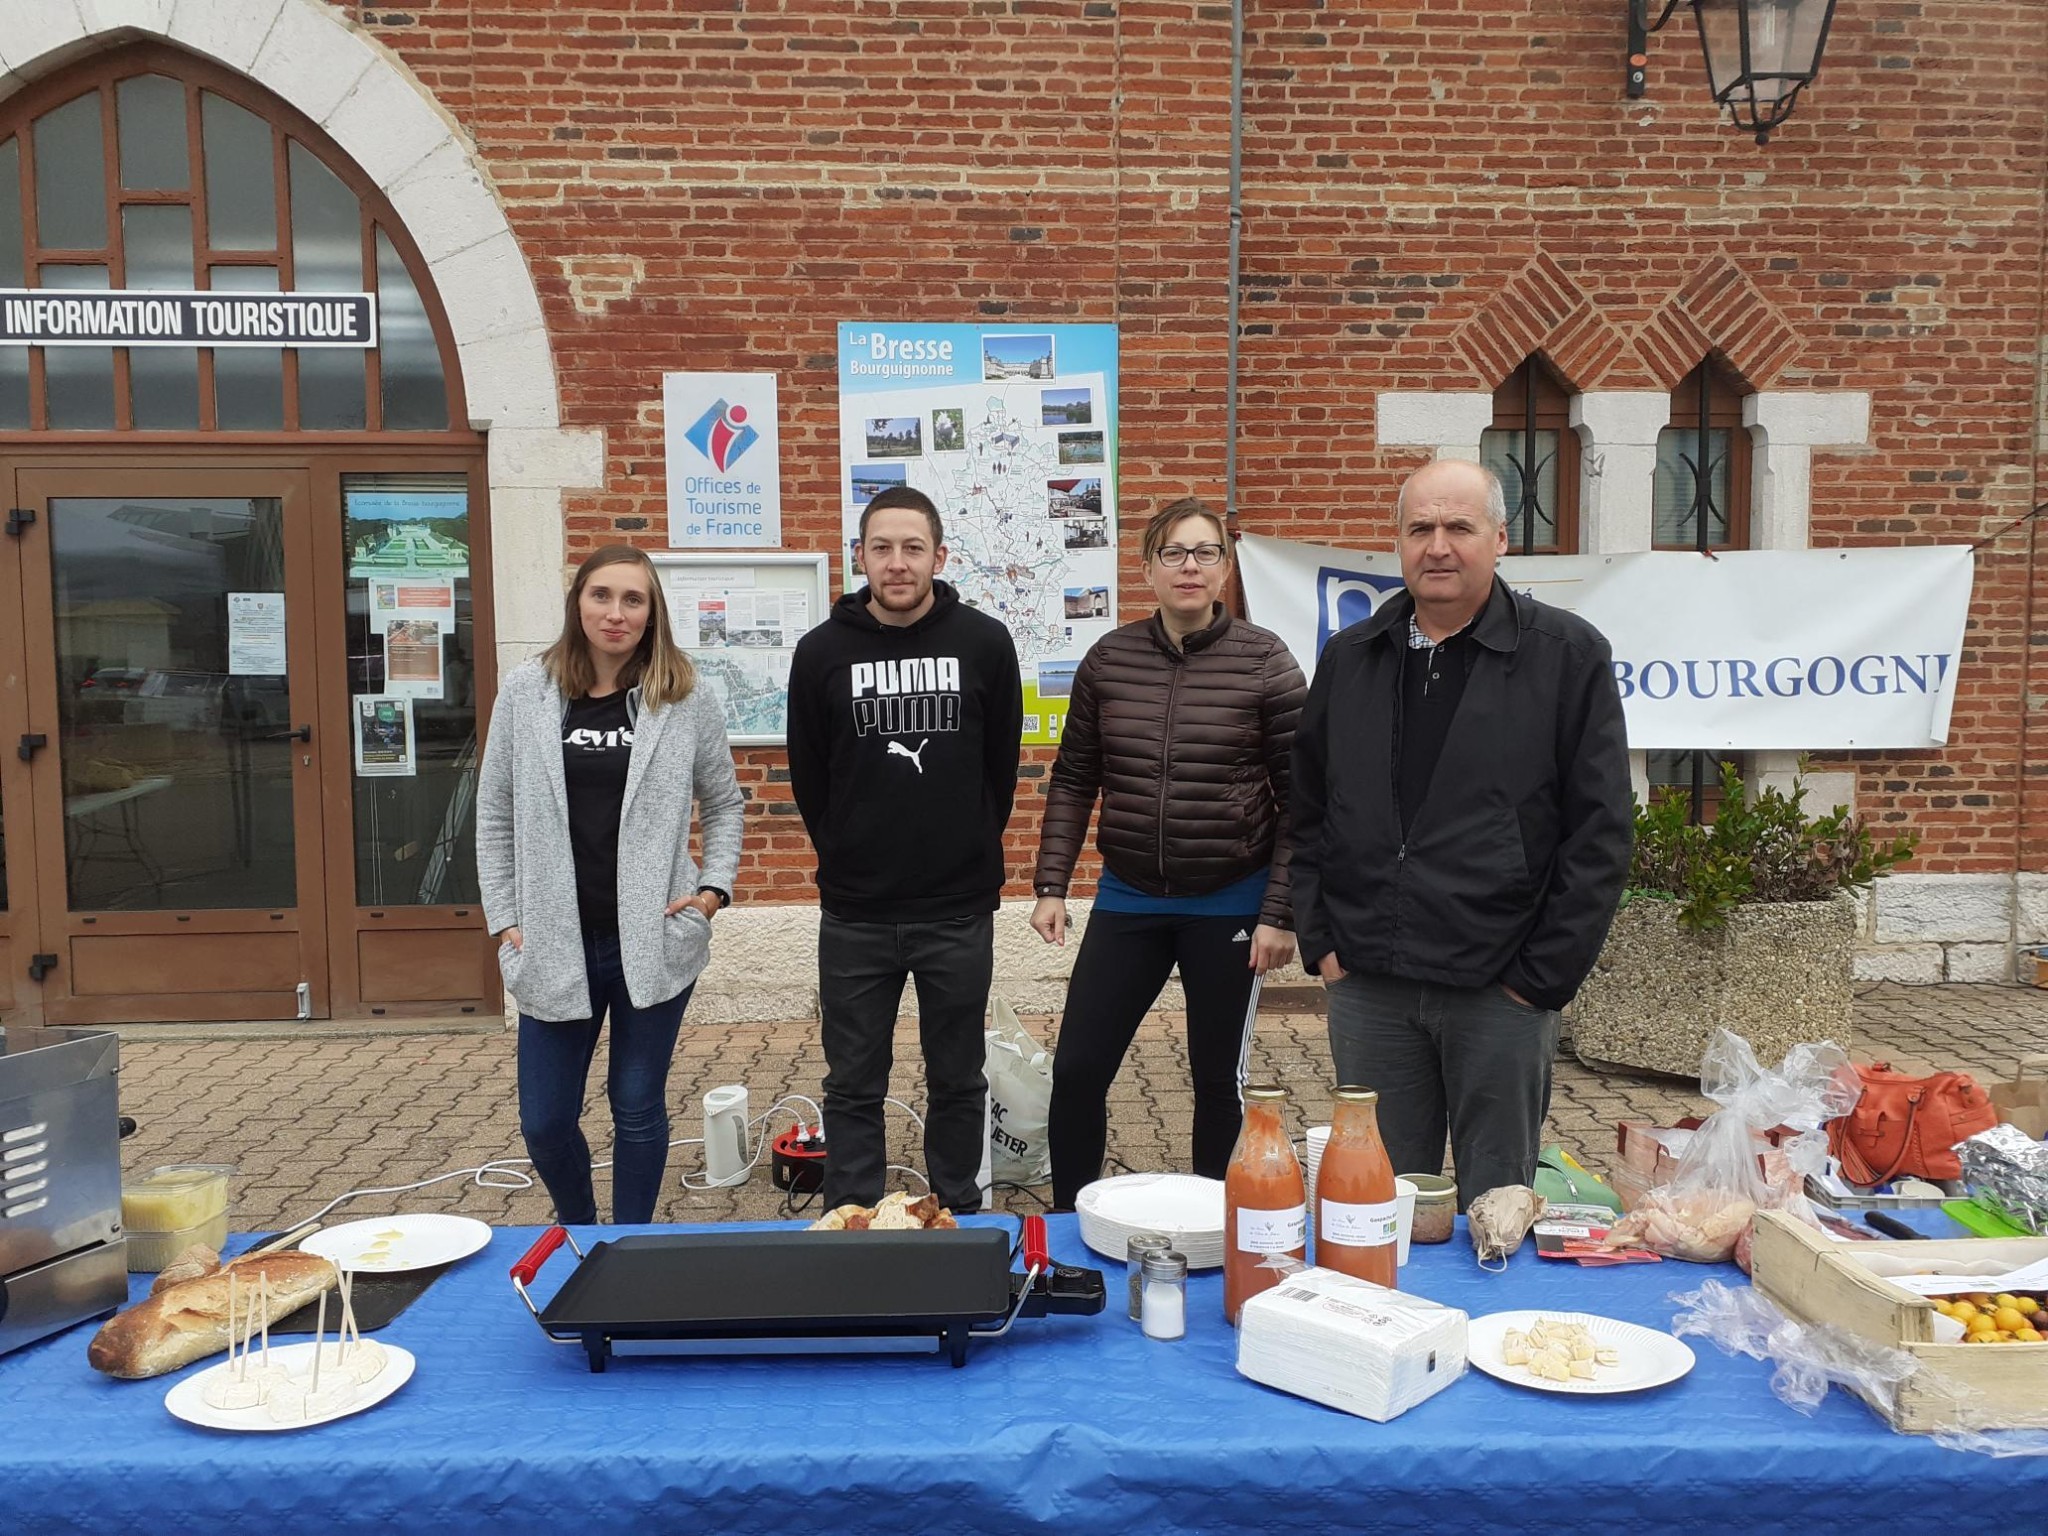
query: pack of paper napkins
[{"left": 1236, "top": 1267, "right": 1468, "bottom": 1421}]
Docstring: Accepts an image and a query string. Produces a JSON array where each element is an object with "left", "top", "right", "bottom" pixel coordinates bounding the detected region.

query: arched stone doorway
[{"left": 0, "top": 10, "right": 590, "bottom": 1023}]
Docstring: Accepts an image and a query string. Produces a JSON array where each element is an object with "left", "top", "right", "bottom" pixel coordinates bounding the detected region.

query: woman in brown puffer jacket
[{"left": 1031, "top": 497, "right": 1308, "bottom": 1208}]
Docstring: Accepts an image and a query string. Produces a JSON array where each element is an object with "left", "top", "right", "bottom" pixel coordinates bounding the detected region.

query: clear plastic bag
[
  {"left": 1605, "top": 1032, "right": 1860, "bottom": 1265},
  {"left": 1669, "top": 1279, "right": 2048, "bottom": 1457}
]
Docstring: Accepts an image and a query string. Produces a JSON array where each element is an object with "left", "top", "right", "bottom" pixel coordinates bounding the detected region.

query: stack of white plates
[{"left": 1075, "top": 1173, "right": 1227, "bottom": 1270}]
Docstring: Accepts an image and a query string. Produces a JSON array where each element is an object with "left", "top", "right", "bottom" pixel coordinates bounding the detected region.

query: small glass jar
[
  {"left": 1127, "top": 1233, "right": 1173, "bottom": 1320},
  {"left": 1402, "top": 1174, "right": 1458, "bottom": 1244},
  {"left": 1141, "top": 1249, "right": 1189, "bottom": 1341}
]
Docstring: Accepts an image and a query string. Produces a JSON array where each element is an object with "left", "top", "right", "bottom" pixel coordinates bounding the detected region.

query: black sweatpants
[{"left": 1048, "top": 909, "right": 1261, "bottom": 1209}]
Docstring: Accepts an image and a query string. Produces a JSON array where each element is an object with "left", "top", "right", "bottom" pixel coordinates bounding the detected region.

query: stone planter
[{"left": 1567, "top": 892, "right": 1857, "bottom": 1078}]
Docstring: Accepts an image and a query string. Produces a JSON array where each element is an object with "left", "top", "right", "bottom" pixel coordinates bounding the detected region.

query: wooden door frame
[
  {"left": 307, "top": 450, "right": 497, "bottom": 1019},
  {"left": 0, "top": 497, "right": 42, "bottom": 1023},
  {"left": 0, "top": 442, "right": 494, "bottom": 1024},
  {"left": 12, "top": 464, "right": 327, "bottom": 1023}
]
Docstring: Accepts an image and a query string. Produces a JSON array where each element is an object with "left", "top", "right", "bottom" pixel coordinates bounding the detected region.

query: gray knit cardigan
[{"left": 476, "top": 660, "right": 745, "bottom": 1021}]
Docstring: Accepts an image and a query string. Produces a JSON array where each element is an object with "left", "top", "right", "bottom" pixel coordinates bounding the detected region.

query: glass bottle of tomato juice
[
  {"left": 1314, "top": 1085, "right": 1399, "bottom": 1289},
  {"left": 1224, "top": 1084, "right": 1306, "bottom": 1326}
]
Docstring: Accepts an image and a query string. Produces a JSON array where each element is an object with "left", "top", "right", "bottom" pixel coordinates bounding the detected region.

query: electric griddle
[{"left": 511, "top": 1216, "right": 1104, "bottom": 1371}]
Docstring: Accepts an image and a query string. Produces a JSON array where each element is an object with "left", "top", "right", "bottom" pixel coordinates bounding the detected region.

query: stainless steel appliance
[{"left": 0, "top": 1025, "right": 128, "bottom": 1357}]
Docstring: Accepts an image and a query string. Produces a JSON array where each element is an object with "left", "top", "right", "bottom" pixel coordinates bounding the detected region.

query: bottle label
[
  {"left": 1319, "top": 1197, "right": 1400, "bottom": 1247},
  {"left": 1235, "top": 1204, "right": 1307, "bottom": 1254}
]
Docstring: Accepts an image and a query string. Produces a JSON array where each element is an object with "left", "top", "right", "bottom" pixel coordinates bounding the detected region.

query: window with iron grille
[
  {"left": 1652, "top": 357, "right": 1751, "bottom": 552},
  {"left": 1650, "top": 357, "right": 1754, "bottom": 819},
  {"left": 1478, "top": 356, "right": 1579, "bottom": 555}
]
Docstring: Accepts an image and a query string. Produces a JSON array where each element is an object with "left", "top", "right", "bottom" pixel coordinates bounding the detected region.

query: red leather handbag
[{"left": 1826, "top": 1062, "right": 1999, "bottom": 1184}]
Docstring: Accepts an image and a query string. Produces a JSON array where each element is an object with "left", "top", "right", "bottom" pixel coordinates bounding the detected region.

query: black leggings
[{"left": 1048, "top": 908, "right": 1262, "bottom": 1209}]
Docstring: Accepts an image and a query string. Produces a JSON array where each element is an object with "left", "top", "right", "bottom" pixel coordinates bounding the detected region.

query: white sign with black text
[{"left": 0, "top": 289, "right": 376, "bottom": 347}]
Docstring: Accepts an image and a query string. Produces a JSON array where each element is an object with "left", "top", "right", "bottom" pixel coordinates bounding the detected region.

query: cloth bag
[
  {"left": 985, "top": 993, "right": 1053, "bottom": 1186},
  {"left": 1826, "top": 1062, "right": 1999, "bottom": 1184}
]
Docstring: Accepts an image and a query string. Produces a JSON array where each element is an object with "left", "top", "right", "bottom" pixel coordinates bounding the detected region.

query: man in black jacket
[
  {"left": 787, "top": 486, "right": 1023, "bottom": 1213},
  {"left": 1291, "top": 459, "right": 1631, "bottom": 1204}
]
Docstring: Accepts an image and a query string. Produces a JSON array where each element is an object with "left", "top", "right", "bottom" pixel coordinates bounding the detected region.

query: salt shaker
[
  {"left": 1126, "top": 1233, "right": 1173, "bottom": 1320},
  {"left": 1140, "top": 1249, "right": 1189, "bottom": 1341}
]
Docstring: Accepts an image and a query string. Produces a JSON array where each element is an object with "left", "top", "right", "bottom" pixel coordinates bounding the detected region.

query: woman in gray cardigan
[{"left": 476, "top": 545, "right": 744, "bottom": 1224}]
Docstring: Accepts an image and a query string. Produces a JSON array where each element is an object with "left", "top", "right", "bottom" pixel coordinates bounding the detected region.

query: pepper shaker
[{"left": 1126, "top": 1233, "right": 1173, "bottom": 1321}]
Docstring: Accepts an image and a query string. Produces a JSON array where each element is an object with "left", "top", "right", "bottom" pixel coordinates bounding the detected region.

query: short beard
[{"left": 869, "top": 579, "right": 931, "bottom": 611}]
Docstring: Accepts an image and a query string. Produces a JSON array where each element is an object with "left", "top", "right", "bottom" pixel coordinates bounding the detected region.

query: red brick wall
[{"left": 341, "top": 0, "right": 2047, "bottom": 897}]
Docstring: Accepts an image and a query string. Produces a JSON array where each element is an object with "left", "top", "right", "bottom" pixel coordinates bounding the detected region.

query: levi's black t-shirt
[{"left": 562, "top": 690, "right": 633, "bottom": 936}]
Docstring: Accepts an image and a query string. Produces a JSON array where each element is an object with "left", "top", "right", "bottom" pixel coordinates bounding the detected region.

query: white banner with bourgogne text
[{"left": 1235, "top": 534, "right": 1974, "bottom": 750}]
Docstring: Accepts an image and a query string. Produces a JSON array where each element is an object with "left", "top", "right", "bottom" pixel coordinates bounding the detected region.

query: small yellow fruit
[
  {"left": 1934, "top": 1299, "right": 1957, "bottom": 1317},
  {"left": 1969, "top": 1292, "right": 1996, "bottom": 1307},
  {"left": 1964, "top": 1333, "right": 1996, "bottom": 1345},
  {"left": 2016, "top": 1328, "right": 2043, "bottom": 1343},
  {"left": 1967, "top": 1316, "right": 1997, "bottom": 1337},
  {"left": 1994, "top": 1307, "right": 2029, "bottom": 1333},
  {"left": 2018, "top": 1297, "right": 2041, "bottom": 1317}
]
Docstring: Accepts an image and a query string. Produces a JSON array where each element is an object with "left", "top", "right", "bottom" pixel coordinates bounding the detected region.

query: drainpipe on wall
[{"left": 1224, "top": 0, "right": 1246, "bottom": 609}]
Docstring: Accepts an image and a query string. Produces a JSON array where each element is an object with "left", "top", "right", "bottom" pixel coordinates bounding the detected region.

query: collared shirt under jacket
[{"left": 1290, "top": 577, "right": 1632, "bottom": 1011}]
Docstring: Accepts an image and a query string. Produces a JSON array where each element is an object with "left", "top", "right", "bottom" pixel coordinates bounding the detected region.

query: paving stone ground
[{"left": 103, "top": 982, "right": 2048, "bottom": 1233}]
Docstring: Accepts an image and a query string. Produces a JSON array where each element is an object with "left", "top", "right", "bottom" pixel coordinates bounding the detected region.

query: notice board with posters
[
  {"left": 836, "top": 322, "right": 1119, "bottom": 746},
  {"left": 652, "top": 552, "right": 829, "bottom": 746}
]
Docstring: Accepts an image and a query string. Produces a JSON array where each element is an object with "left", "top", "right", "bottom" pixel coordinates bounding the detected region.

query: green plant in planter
[{"left": 1625, "top": 761, "right": 1916, "bottom": 932}]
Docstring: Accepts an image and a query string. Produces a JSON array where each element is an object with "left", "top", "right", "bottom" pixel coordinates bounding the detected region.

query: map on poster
[
  {"left": 837, "top": 322, "right": 1117, "bottom": 744},
  {"left": 654, "top": 554, "right": 828, "bottom": 745}
]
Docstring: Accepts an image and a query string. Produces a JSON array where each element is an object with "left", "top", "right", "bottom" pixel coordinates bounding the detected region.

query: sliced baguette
[{"left": 88, "top": 1250, "right": 337, "bottom": 1379}]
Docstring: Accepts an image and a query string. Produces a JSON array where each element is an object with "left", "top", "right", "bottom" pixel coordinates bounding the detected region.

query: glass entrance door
[{"left": 10, "top": 468, "right": 328, "bottom": 1022}]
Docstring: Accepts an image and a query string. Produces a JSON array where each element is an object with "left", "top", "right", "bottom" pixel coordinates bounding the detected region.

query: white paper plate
[
  {"left": 1076, "top": 1173, "right": 1227, "bottom": 1269},
  {"left": 165, "top": 1342, "right": 415, "bottom": 1432},
  {"left": 1467, "top": 1310, "right": 1695, "bottom": 1395},
  {"left": 300, "top": 1214, "right": 492, "bottom": 1274}
]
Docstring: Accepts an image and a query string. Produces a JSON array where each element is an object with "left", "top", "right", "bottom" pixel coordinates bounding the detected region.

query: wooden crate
[{"left": 1749, "top": 1209, "right": 2048, "bottom": 1434}]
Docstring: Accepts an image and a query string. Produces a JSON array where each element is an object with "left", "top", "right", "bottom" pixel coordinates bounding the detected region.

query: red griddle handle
[
  {"left": 511, "top": 1225, "right": 568, "bottom": 1286},
  {"left": 1021, "top": 1214, "right": 1050, "bottom": 1274}
]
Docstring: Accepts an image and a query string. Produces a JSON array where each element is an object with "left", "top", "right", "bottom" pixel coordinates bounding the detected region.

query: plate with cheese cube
[{"left": 1467, "top": 1310, "right": 1694, "bottom": 1395}]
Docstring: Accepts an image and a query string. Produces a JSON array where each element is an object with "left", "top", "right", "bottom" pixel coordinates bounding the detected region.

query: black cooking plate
[{"left": 538, "top": 1227, "right": 1015, "bottom": 1334}]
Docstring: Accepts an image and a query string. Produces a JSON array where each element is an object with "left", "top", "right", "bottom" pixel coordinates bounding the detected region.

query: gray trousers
[{"left": 1325, "top": 970, "right": 1559, "bottom": 1209}]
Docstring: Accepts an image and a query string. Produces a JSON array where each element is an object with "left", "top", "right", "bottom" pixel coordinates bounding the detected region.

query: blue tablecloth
[{"left": 3, "top": 1214, "right": 2041, "bottom": 1535}]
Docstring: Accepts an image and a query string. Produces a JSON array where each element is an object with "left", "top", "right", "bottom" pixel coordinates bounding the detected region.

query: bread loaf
[{"left": 89, "top": 1250, "right": 337, "bottom": 1379}]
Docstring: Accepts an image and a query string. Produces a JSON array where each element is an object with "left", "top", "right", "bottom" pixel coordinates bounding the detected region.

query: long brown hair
[{"left": 540, "top": 545, "right": 696, "bottom": 710}]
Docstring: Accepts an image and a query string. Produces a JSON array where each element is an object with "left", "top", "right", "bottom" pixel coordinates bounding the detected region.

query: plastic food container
[
  {"left": 122, "top": 1164, "right": 235, "bottom": 1270},
  {"left": 124, "top": 1211, "right": 232, "bottom": 1273}
]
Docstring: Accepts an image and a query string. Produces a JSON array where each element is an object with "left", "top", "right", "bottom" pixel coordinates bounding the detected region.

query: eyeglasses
[{"left": 1154, "top": 542, "right": 1227, "bottom": 567}]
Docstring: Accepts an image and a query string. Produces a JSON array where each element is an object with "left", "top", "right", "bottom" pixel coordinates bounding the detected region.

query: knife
[{"left": 243, "top": 1219, "right": 323, "bottom": 1257}]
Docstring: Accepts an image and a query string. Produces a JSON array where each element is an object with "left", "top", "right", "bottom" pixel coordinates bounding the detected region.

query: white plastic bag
[
  {"left": 985, "top": 994, "right": 1053, "bottom": 1186},
  {"left": 1606, "top": 1032, "right": 1860, "bottom": 1265}
]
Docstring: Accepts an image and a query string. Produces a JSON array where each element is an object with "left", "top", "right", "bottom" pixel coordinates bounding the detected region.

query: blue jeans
[{"left": 517, "top": 930, "right": 692, "bottom": 1224}]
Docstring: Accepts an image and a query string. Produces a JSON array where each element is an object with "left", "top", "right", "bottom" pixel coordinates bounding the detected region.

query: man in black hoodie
[{"left": 788, "top": 486, "right": 1023, "bottom": 1213}]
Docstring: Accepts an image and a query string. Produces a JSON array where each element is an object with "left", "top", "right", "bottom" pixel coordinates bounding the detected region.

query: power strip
[{"left": 771, "top": 1128, "right": 828, "bottom": 1194}]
